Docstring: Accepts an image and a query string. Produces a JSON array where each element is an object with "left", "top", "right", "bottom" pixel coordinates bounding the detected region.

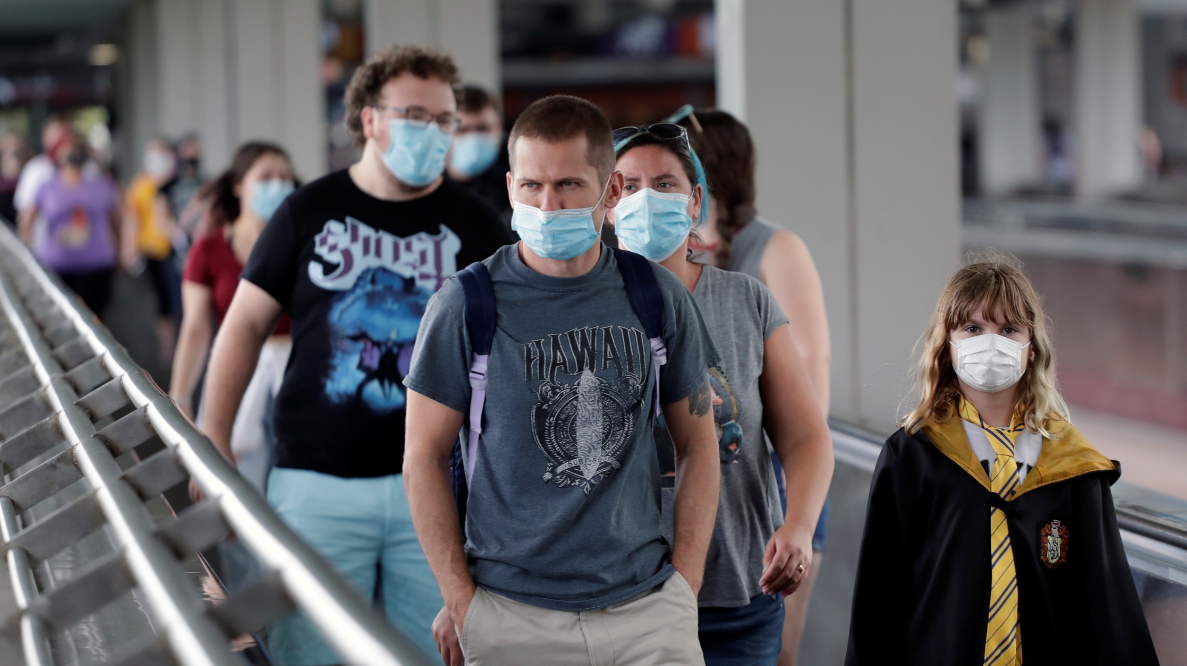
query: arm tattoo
[{"left": 688, "top": 376, "right": 713, "bottom": 416}]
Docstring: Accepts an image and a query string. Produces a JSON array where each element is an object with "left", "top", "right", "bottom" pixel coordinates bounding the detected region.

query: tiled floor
[{"left": 1072, "top": 405, "right": 1187, "bottom": 501}]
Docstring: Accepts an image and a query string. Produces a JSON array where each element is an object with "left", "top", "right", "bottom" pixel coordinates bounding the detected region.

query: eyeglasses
[
  {"left": 612, "top": 123, "right": 690, "bottom": 151},
  {"left": 373, "top": 105, "right": 461, "bottom": 132}
]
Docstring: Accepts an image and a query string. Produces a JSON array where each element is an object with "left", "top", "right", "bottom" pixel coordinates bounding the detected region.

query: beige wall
[
  {"left": 364, "top": 0, "right": 499, "bottom": 93},
  {"left": 979, "top": 4, "right": 1041, "bottom": 195},
  {"left": 1077, "top": 0, "right": 1141, "bottom": 198},
  {"left": 716, "top": 0, "right": 960, "bottom": 432},
  {"left": 124, "top": 0, "right": 323, "bottom": 179}
]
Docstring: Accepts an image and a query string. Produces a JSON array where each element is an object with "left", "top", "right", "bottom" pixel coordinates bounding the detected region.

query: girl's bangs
[{"left": 944, "top": 270, "right": 1035, "bottom": 331}]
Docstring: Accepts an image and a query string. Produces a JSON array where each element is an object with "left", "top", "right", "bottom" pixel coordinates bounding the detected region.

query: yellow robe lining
[{"left": 923, "top": 415, "right": 1117, "bottom": 499}]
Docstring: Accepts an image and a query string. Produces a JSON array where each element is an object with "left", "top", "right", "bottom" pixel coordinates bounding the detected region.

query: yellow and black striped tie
[{"left": 963, "top": 402, "right": 1024, "bottom": 666}]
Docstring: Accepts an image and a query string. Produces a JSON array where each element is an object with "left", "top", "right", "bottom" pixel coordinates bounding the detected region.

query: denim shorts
[{"left": 698, "top": 591, "right": 785, "bottom": 665}]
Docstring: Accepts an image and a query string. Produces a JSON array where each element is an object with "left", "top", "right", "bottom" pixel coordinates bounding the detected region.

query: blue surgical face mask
[
  {"left": 450, "top": 133, "right": 501, "bottom": 178},
  {"left": 249, "top": 178, "right": 295, "bottom": 221},
  {"left": 613, "top": 188, "right": 693, "bottom": 261},
  {"left": 511, "top": 176, "right": 611, "bottom": 260},
  {"left": 381, "top": 119, "right": 453, "bottom": 187}
]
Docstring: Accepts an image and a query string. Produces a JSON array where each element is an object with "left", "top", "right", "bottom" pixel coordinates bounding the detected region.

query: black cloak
[{"left": 845, "top": 417, "right": 1159, "bottom": 666}]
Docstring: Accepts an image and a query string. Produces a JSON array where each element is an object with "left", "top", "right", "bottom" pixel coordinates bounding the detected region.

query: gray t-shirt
[
  {"left": 658, "top": 265, "right": 789, "bottom": 607},
  {"left": 404, "top": 244, "right": 719, "bottom": 612}
]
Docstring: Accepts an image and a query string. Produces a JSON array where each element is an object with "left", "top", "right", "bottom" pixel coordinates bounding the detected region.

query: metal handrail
[{"left": 0, "top": 224, "right": 431, "bottom": 666}]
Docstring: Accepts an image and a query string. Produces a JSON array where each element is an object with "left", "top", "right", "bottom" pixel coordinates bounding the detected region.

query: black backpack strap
[
  {"left": 612, "top": 248, "right": 664, "bottom": 340},
  {"left": 457, "top": 262, "right": 496, "bottom": 356},
  {"left": 613, "top": 248, "right": 667, "bottom": 423},
  {"left": 451, "top": 262, "right": 497, "bottom": 523}
]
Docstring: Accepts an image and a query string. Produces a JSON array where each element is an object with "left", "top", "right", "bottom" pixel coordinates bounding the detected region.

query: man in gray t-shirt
[{"left": 403, "top": 96, "right": 722, "bottom": 666}]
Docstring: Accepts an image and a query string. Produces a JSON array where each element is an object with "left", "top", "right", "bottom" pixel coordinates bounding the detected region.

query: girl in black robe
[{"left": 846, "top": 254, "right": 1159, "bottom": 666}]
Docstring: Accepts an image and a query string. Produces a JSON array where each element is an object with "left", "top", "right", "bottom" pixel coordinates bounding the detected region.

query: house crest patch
[{"left": 1039, "top": 519, "right": 1069, "bottom": 569}]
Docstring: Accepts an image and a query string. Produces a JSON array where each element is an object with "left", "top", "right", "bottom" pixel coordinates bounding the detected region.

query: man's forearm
[
  {"left": 671, "top": 433, "right": 720, "bottom": 591},
  {"left": 404, "top": 450, "right": 474, "bottom": 618},
  {"left": 201, "top": 320, "right": 267, "bottom": 458}
]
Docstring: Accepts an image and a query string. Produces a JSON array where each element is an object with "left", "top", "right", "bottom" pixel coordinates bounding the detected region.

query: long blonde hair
[{"left": 901, "top": 252, "right": 1069, "bottom": 438}]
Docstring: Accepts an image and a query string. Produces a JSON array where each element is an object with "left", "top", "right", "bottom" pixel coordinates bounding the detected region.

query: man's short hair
[
  {"left": 344, "top": 44, "right": 461, "bottom": 148},
  {"left": 460, "top": 85, "right": 501, "bottom": 117},
  {"left": 507, "top": 95, "right": 614, "bottom": 181}
]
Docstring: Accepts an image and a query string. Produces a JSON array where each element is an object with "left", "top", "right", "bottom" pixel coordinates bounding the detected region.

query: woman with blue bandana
[
  {"left": 609, "top": 125, "right": 834, "bottom": 665},
  {"left": 171, "top": 142, "right": 296, "bottom": 491}
]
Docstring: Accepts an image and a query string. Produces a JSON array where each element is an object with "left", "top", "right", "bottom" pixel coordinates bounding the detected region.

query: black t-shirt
[
  {"left": 446, "top": 144, "right": 515, "bottom": 239},
  {"left": 242, "top": 169, "right": 513, "bottom": 477}
]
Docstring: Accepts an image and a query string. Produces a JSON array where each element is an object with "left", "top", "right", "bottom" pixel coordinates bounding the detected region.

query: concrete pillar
[
  {"left": 155, "top": 0, "right": 234, "bottom": 172},
  {"left": 1076, "top": 0, "right": 1141, "bottom": 198},
  {"left": 715, "top": 0, "right": 855, "bottom": 422},
  {"left": 979, "top": 4, "right": 1041, "bottom": 195},
  {"left": 364, "top": 0, "right": 500, "bottom": 92},
  {"left": 277, "top": 0, "right": 323, "bottom": 180},
  {"left": 195, "top": 0, "right": 232, "bottom": 172},
  {"left": 715, "top": 0, "right": 959, "bottom": 430},
  {"left": 117, "top": 0, "right": 159, "bottom": 176},
  {"left": 226, "top": 0, "right": 323, "bottom": 179},
  {"left": 125, "top": 0, "right": 322, "bottom": 180}
]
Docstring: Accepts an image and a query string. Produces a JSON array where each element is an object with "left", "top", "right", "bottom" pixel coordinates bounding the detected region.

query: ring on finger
[{"left": 796, "top": 563, "right": 806, "bottom": 575}]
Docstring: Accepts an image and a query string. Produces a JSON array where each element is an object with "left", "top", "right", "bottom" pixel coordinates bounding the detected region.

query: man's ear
[
  {"left": 360, "top": 106, "right": 376, "bottom": 142},
  {"left": 603, "top": 170, "right": 625, "bottom": 209}
]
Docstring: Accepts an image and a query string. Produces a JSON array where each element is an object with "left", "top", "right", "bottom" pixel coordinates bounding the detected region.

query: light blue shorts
[{"left": 265, "top": 468, "right": 443, "bottom": 665}]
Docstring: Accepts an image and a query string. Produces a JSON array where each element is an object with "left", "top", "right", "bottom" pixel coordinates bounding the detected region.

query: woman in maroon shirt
[{"left": 170, "top": 142, "right": 296, "bottom": 491}]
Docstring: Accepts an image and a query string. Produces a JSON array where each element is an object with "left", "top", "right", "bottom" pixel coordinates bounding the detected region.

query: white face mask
[
  {"left": 144, "top": 149, "right": 175, "bottom": 179},
  {"left": 950, "top": 334, "right": 1031, "bottom": 393}
]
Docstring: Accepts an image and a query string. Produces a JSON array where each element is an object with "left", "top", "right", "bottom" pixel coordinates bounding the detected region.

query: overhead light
[{"left": 89, "top": 44, "right": 119, "bottom": 67}]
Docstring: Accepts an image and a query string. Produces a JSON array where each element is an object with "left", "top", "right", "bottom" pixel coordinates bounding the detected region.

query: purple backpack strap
[{"left": 454, "top": 262, "right": 496, "bottom": 515}]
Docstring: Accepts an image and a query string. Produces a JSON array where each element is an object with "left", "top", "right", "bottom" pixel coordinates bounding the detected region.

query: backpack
[{"left": 449, "top": 248, "right": 667, "bottom": 521}]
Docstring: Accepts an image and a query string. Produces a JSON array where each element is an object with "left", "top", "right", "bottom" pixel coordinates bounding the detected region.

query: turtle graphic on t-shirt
[{"left": 527, "top": 326, "right": 650, "bottom": 493}]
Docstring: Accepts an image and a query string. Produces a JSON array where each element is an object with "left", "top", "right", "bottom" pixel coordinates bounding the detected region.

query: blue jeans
[
  {"left": 699, "top": 592, "right": 785, "bottom": 665},
  {"left": 265, "top": 468, "right": 443, "bottom": 665}
]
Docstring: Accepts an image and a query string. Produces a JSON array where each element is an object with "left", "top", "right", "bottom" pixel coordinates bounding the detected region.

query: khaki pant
[{"left": 461, "top": 572, "right": 705, "bottom": 666}]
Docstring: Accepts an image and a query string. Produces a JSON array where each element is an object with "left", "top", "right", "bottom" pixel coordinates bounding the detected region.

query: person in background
[
  {"left": 125, "top": 137, "right": 183, "bottom": 365},
  {"left": 847, "top": 255, "right": 1158, "bottom": 666},
  {"left": 0, "top": 131, "right": 29, "bottom": 225},
  {"left": 675, "top": 107, "right": 831, "bottom": 666},
  {"left": 18, "top": 133, "right": 122, "bottom": 318},
  {"left": 446, "top": 85, "right": 513, "bottom": 231},
  {"left": 166, "top": 133, "right": 208, "bottom": 239},
  {"left": 609, "top": 123, "right": 833, "bottom": 664},
  {"left": 198, "top": 44, "right": 511, "bottom": 664},
  {"left": 14, "top": 115, "right": 72, "bottom": 243},
  {"left": 170, "top": 142, "right": 296, "bottom": 492}
]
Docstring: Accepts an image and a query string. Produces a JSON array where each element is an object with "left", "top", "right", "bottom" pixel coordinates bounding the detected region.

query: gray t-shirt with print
[
  {"left": 657, "top": 265, "right": 789, "bottom": 607},
  {"left": 404, "top": 244, "right": 719, "bottom": 612}
]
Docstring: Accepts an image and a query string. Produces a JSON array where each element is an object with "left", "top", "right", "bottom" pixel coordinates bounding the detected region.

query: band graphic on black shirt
[{"left": 312, "top": 217, "right": 461, "bottom": 414}]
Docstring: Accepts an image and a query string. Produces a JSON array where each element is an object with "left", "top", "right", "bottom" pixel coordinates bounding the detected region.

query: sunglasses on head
[
  {"left": 612, "top": 123, "right": 689, "bottom": 150},
  {"left": 665, "top": 104, "right": 704, "bottom": 133}
]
